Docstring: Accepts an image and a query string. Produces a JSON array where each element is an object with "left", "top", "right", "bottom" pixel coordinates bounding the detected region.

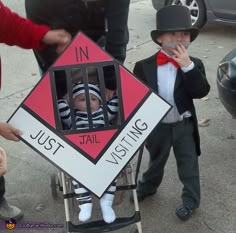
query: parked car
[
  {"left": 217, "top": 48, "right": 236, "bottom": 119},
  {"left": 151, "top": 0, "right": 236, "bottom": 28}
]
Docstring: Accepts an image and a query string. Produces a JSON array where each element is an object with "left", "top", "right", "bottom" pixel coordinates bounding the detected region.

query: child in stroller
[{"left": 57, "top": 80, "right": 119, "bottom": 223}]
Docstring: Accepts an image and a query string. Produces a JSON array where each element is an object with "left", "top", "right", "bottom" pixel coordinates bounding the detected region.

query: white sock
[
  {"left": 101, "top": 205, "right": 116, "bottom": 223},
  {"left": 100, "top": 194, "right": 116, "bottom": 223},
  {"left": 78, "top": 203, "right": 92, "bottom": 222}
]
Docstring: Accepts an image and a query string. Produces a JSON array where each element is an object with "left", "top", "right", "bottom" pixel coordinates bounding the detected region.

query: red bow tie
[{"left": 156, "top": 51, "right": 180, "bottom": 68}]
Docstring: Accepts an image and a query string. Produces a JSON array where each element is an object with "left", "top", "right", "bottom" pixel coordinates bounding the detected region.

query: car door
[{"left": 207, "top": 0, "right": 236, "bottom": 21}]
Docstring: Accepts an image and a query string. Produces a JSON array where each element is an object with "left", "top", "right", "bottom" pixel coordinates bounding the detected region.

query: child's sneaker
[{"left": 0, "top": 199, "right": 23, "bottom": 220}]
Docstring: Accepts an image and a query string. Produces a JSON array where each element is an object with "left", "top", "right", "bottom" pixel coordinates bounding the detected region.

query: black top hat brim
[{"left": 151, "top": 27, "right": 199, "bottom": 46}]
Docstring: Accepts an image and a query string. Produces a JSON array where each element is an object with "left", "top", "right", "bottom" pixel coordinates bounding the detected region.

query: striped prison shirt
[{"left": 58, "top": 95, "right": 119, "bottom": 130}]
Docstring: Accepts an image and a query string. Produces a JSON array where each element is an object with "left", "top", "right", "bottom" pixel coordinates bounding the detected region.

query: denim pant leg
[
  {"left": 173, "top": 119, "right": 200, "bottom": 209},
  {"left": 138, "top": 124, "right": 172, "bottom": 192},
  {"left": 0, "top": 176, "right": 5, "bottom": 204}
]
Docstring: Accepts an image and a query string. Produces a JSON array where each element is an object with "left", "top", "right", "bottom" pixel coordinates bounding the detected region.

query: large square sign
[{"left": 8, "top": 32, "right": 171, "bottom": 197}]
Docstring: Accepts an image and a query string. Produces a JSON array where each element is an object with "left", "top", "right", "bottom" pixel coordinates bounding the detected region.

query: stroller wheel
[{"left": 50, "top": 174, "right": 58, "bottom": 199}]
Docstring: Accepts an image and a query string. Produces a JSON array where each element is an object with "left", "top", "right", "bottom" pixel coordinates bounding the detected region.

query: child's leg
[
  {"left": 72, "top": 181, "right": 92, "bottom": 222},
  {"left": 137, "top": 125, "right": 172, "bottom": 200},
  {"left": 173, "top": 120, "right": 200, "bottom": 210},
  {"left": 100, "top": 180, "right": 116, "bottom": 223}
]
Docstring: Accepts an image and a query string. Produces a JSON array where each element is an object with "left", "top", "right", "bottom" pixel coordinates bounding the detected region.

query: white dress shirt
[{"left": 157, "top": 51, "right": 194, "bottom": 123}]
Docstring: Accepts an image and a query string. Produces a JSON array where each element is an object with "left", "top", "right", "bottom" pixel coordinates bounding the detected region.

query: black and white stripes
[
  {"left": 57, "top": 94, "right": 119, "bottom": 130},
  {"left": 57, "top": 84, "right": 119, "bottom": 220},
  {"left": 72, "top": 83, "right": 102, "bottom": 101}
]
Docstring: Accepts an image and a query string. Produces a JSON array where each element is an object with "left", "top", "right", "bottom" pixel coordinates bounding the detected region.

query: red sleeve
[{"left": 0, "top": 1, "right": 50, "bottom": 50}]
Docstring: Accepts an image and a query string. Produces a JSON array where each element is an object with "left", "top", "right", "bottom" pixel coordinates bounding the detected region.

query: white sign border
[{"left": 9, "top": 92, "right": 171, "bottom": 197}]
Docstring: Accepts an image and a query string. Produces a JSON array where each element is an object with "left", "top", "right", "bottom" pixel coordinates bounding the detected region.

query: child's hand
[
  {"left": 42, "top": 29, "right": 71, "bottom": 53},
  {"left": 105, "top": 89, "right": 115, "bottom": 101},
  {"left": 172, "top": 44, "right": 192, "bottom": 68},
  {"left": 63, "top": 93, "right": 69, "bottom": 102},
  {"left": 0, "top": 147, "right": 7, "bottom": 176},
  {"left": 0, "top": 123, "right": 22, "bottom": 141}
]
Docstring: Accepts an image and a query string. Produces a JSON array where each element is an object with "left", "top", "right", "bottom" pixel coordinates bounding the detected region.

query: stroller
[
  {"left": 49, "top": 61, "right": 144, "bottom": 233},
  {"left": 50, "top": 146, "right": 144, "bottom": 233},
  {"left": 26, "top": 4, "right": 144, "bottom": 228}
]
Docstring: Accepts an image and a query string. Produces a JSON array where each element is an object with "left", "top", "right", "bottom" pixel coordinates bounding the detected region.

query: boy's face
[
  {"left": 157, "top": 31, "right": 191, "bottom": 55},
  {"left": 74, "top": 93, "right": 100, "bottom": 112}
]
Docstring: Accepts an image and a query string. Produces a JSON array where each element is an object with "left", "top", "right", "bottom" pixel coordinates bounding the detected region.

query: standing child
[
  {"left": 58, "top": 82, "right": 119, "bottom": 223},
  {"left": 133, "top": 5, "right": 210, "bottom": 220}
]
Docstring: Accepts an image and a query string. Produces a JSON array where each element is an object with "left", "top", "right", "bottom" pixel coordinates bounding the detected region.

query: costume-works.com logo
[{"left": 5, "top": 218, "right": 17, "bottom": 230}]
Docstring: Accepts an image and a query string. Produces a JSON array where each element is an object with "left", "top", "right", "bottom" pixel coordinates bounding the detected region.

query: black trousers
[
  {"left": 139, "top": 118, "right": 200, "bottom": 209},
  {"left": 0, "top": 176, "right": 5, "bottom": 204}
]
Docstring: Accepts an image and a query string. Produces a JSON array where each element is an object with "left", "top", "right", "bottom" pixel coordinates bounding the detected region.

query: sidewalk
[{"left": 0, "top": 0, "right": 235, "bottom": 232}]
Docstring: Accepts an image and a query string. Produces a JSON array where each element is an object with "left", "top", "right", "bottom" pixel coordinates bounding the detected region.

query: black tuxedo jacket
[{"left": 133, "top": 52, "right": 210, "bottom": 156}]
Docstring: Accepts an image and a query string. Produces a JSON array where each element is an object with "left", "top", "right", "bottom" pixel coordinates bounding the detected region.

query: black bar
[
  {"left": 98, "top": 66, "right": 109, "bottom": 126},
  {"left": 116, "top": 184, "right": 137, "bottom": 191},
  {"left": 82, "top": 68, "right": 93, "bottom": 128},
  {"left": 135, "top": 144, "right": 145, "bottom": 184},
  {"left": 66, "top": 69, "right": 77, "bottom": 130},
  {"left": 67, "top": 211, "right": 141, "bottom": 233}
]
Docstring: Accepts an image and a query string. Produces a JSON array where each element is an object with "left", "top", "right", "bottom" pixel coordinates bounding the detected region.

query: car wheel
[{"left": 167, "top": 0, "right": 206, "bottom": 28}]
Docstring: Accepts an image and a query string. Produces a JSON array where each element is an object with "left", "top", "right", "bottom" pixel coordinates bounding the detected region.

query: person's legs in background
[{"left": 0, "top": 176, "right": 23, "bottom": 220}]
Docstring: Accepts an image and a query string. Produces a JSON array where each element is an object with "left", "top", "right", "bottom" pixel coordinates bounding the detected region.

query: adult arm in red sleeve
[{"left": 0, "top": 1, "right": 49, "bottom": 50}]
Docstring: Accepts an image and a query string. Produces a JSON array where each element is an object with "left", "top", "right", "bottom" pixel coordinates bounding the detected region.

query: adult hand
[
  {"left": 172, "top": 44, "right": 192, "bottom": 68},
  {"left": 0, "top": 122, "right": 22, "bottom": 141},
  {"left": 0, "top": 147, "right": 7, "bottom": 176},
  {"left": 41, "top": 29, "right": 71, "bottom": 53}
]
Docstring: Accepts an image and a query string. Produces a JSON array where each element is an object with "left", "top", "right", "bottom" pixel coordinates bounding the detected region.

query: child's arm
[
  {"left": 0, "top": 122, "right": 21, "bottom": 141},
  {"left": 181, "top": 58, "right": 210, "bottom": 99},
  {"left": 57, "top": 99, "right": 72, "bottom": 129},
  {"left": 172, "top": 44, "right": 210, "bottom": 98},
  {"left": 105, "top": 89, "right": 115, "bottom": 102},
  {"left": 0, "top": 2, "right": 70, "bottom": 52},
  {"left": 107, "top": 94, "right": 119, "bottom": 121}
]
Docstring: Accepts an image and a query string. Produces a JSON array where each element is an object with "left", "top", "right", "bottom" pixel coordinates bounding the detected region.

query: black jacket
[
  {"left": 25, "top": 0, "right": 130, "bottom": 70},
  {"left": 133, "top": 52, "right": 210, "bottom": 156}
]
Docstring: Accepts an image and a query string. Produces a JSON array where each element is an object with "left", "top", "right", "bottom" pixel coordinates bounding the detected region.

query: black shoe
[
  {"left": 130, "top": 190, "right": 156, "bottom": 203},
  {"left": 175, "top": 205, "right": 194, "bottom": 221},
  {"left": 136, "top": 189, "right": 157, "bottom": 202}
]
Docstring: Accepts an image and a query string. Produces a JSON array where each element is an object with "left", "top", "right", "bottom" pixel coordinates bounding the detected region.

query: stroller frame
[{"left": 50, "top": 145, "right": 144, "bottom": 233}]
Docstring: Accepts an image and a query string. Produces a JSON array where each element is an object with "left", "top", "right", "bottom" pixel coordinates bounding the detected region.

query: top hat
[{"left": 151, "top": 5, "right": 199, "bottom": 45}]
